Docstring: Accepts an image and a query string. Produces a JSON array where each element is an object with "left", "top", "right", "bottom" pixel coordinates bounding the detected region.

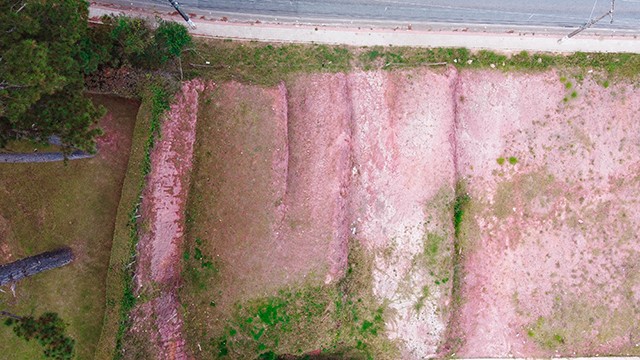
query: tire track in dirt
[{"left": 129, "top": 80, "right": 205, "bottom": 360}]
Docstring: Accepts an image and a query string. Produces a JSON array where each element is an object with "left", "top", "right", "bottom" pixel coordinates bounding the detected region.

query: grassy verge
[
  {"left": 0, "top": 95, "right": 138, "bottom": 360},
  {"left": 357, "top": 47, "right": 640, "bottom": 76},
  {"left": 94, "top": 86, "right": 170, "bottom": 360},
  {"left": 185, "top": 39, "right": 640, "bottom": 86},
  {"left": 184, "top": 40, "right": 352, "bottom": 85}
]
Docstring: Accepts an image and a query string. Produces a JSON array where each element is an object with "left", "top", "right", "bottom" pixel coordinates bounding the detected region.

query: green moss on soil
[{"left": 198, "top": 241, "right": 397, "bottom": 360}]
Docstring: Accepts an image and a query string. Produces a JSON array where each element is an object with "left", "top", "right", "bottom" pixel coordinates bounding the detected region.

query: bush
[
  {"left": 155, "top": 21, "right": 192, "bottom": 62},
  {"left": 100, "top": 16, "right": 191, "bottom": 69},
  {"left": 4, "top": 312, "right": 75, "bottom": 360}
]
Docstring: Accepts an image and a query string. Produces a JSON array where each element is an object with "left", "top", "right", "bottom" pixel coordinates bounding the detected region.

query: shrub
[{"left": 4, "top": 312, "right": 75, "bottom": 360}]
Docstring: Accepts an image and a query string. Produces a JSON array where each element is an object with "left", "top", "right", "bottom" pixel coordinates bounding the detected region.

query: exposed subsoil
[
  {"left": 188, "top": 69, "right": 458, "bottom": 358},
  {"left": 129, "top": 80, "right": 204, "bottom": 360},
  {"left": 133, "top": 69, "right": 640, "bottom": 359},
  {"left": 454, "top": 72, "right": 640, "bottom": 357}
]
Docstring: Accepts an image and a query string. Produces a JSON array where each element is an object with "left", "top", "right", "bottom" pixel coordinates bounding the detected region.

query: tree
[
  {"left": 0, "top": 1, "right": 192, "bottom": 153},
  {"left": 3, "top": 312, "right": 75, "bottom": 360},
  {"left": 0, "top": 0, "right": 104, "bottom": 153},
  {"left": 104, "top": 16, "right": 192, "bottom": 69},
  {"left": 155, "top": 20, "right": 192, "bottom": 63}
]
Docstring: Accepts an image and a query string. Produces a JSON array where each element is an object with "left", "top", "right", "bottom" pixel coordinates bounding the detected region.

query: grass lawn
[{"left": 0, "top": 95, "right": 138, "bottom": 360}]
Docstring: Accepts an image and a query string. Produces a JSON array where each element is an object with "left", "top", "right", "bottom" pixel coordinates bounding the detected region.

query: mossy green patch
[
  {"left": 206, "top": 242, "right": 397, "bottom": 359},
  {"left": 525, "top": 295, "right": 639, "bottom": 353}
]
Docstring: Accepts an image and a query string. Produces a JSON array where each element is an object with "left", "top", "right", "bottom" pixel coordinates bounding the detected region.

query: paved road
[{"left": 107, "top": 0, "right": 639, "bottom": 30}]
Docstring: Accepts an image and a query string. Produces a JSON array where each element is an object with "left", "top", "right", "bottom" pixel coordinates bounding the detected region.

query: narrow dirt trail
[{"left": 129, "top": 80, "right": 205, "bottom": 360}]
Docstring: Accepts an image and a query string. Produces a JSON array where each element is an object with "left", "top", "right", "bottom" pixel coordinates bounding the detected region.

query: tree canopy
[
  {"left": 0, "top": 0, "right": 192, "bottom": 153},
  {"left": 4, "top": 312, "right": 75, "bottom": 360},
  {"left": 0, "top": 0, "right": 104, "bottom": 152}
]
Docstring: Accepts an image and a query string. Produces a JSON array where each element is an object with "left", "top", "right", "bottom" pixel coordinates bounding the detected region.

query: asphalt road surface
[{"left": 108, "top": 0, "right": 639, "bottom": 30}]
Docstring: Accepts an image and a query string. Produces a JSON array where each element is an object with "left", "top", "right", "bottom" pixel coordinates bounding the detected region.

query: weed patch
[
  {"left": 184, "top": 41, "right": 352, "bottom": 85},
  {"left": 192, "top": 242, "right": 397, "bottom": 360}
]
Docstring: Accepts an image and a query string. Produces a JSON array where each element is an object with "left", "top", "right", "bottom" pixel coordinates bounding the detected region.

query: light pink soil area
[
  {"left": 349, "top": 69, "right": 458, "bottom": 358},
  {"left": 455, "top": 71, "right": 640, "bottom": 357},
  {"left": 129, "top": 80, "right": 204, "bottom": 360}
]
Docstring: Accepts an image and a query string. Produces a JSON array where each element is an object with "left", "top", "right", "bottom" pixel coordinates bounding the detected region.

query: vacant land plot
[
  {"left": 180, "top": 68, "right": 640, "bottom": 359},
  {"left": 454, "top": 71, "right": 640, "bottom": 357},
  {"left": 0, "top": 95, "right": 138, "bottom": 359}
]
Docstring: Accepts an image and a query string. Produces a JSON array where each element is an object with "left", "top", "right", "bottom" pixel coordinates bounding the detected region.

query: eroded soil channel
[{"left": 134, "top": 69, "right": 640, "bottom": 359}]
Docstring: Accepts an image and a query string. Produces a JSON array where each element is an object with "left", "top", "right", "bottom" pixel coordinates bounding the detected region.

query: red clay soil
[
  {"left": 454, "top": 71, "right": 640, "bottom": 357},
  {"left": 284, "top": 73, "right": 353, "bottom": 284},
  {"left": 187, "top": 76, "right": 353, "bottom": 313},
  {"left": 129, "top": 80, "right": 205, "bottom": 360},
  {"left": 136, "top": 69, "right": 640, "bottom": 359}
]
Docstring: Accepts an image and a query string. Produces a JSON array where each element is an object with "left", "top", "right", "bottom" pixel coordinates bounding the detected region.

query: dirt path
[{"left": 128, "top": 80, "right": 204, "bottom": 360}]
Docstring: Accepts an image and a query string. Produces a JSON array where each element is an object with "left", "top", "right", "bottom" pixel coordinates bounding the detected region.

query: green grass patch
[
  {"left": 496, "top": 157, "right": 505, "bottom": 165},
  {"left": 184, "top": 41, "right": 352, "bottom": 85},
  {"left": 188, "top": 241, "right": 397, "bottom": 360},
  {"left": 508, "top": 156, "right": 518, "bottom": 165},
  {"left": 440, "top": 181, "right": 474, "bottom": 356},
  {"left": 0, "top": 95, "right": 138, "bottom": 360}
]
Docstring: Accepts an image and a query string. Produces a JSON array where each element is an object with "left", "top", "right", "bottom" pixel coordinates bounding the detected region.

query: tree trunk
[{"left": 0, "top": 248, "right": 74, "bottom": 286}]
